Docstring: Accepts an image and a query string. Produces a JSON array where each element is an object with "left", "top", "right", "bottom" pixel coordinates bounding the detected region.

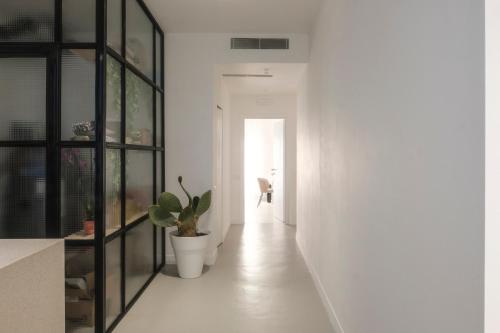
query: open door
[{"left": 272, "top": 120, "right": 285, "bottom": 223}]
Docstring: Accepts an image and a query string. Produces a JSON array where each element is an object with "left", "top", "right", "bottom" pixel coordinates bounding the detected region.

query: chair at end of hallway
[{"left": 257, "top": 178, "right": 272, "bottom": 208}]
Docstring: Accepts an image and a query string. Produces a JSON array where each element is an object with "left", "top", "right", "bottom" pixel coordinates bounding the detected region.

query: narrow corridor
[{"left": 115, "top": 224, "right": 333, "bottom": 333}]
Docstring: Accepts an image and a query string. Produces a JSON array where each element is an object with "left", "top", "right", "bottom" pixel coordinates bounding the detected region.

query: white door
[{"left": 272, "top": 120, "right": 285, "bottom": 223}]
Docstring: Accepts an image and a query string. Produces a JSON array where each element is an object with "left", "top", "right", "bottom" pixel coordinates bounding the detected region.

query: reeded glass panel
[
  {"left": 106, "top": 56, "right": 121, "bottom": 143},
  {"left": 62, "top": 0, "right": 96, "bottom": 42},
  {"left": 125, "top": 150, "right": 153, "bottom": 224},
  {"left": 125, "top": 221, "right": 154, "bottom": 304},
  {"left": 0, "top": 148, "right": 46, "bottom": 238},
  {"left": 156, "top": 226, "right": 162, "bottom": 269},
  {"left": 0, "top": 1, "right": 54, "bottom": 42},
  {"left": 106, "top": 237, "right": 121, "bottom": 329},
  {"left": 0, "top": 58, "right": 46, "bottom": 141},
  {"left": 155, "top": 31, "right": 162, "bottom": 85},
  {"left": 155, "top": 92, "right": 162, "bottom": 146},
  {"left": 106, "top": 149, "right": 121, "bottom": 234},
  {"left": 126, "top": 0, "right": 153, "bottom": 79},
  {"left": 156, "top": 152, "right": 163, "bottom": 197},
  {"left": 61, "top": 148, "right": 95, "bottom": 239},
  {"left": 61, "top": 50, "right": 96, "bottom": 141},
  {"left": 65, "top": 246, "right": 95, "bottom": 332},
  {"left": 107, "top": 0, "right": 122, "bottom": 53},
  {"left": 125, "top": 70, "right": 153, "bottom": 145}
]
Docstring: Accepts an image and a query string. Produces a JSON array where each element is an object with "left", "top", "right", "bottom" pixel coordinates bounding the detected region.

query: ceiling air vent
[{"left": 231, "top": 38, "right": 289, "bottom": 50}]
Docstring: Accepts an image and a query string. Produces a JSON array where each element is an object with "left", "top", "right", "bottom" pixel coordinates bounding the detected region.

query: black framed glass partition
[{"left": 0, "top": 0, "right": 165, "bottom": 332}]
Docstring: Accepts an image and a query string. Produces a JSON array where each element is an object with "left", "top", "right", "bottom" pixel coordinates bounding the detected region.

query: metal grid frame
[{"left": 0, "top": 0, "right": 165, "bottom": 332}]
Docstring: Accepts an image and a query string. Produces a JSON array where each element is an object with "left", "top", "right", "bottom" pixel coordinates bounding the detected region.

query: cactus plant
[{"left": 148, "top": 176, "right": 211, "bottom": 237}]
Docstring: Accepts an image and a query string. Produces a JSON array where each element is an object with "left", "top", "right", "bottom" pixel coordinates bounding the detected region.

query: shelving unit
[{"left": 0, "top": 0, "right": 165, "bottom": 332}]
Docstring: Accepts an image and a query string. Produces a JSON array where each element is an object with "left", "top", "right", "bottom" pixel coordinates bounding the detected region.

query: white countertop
[{"left": 0, "top": 239, "right": 63, "bottom": 270}]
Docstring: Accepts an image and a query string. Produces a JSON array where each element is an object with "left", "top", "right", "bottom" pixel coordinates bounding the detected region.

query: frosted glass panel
[
  {"left": 65, "top": 246, "right": 95, "bottom": 332},
  {"left": 125, "top": 70, "right": 153, "bottom": 145},
  {"left": 106, "top": 56, "right": 121, "bottom": 143},
  {"left": 61, "top": 148, "right": 95, "bottom": 239},
  {"left": 0, "top": 148, "right": 46, "bottom": 238},
  {"left": 125, "top": 221, "right": 153, "bottom": 304},
  {"left": 155, "top": 31, "right": 162, "bottom": 85},
  {"left": 106, "top": 237, "right": 121, "bottom": 329},
  {"left": 156, "top": 227, "right": 162, "bottom": 269},
  {"left": 62, "top": 0, "right": 96, "bottom": 42},
  {"left": 126, "top": 0, "right": 153, "bottom": 79},
  {"left": 0, "top": 58, "right": 46, "bottom": 141},
  {"left": 125, "top": 150, "right": 153, "bottom": 224},
  {"left": 156, "top": 92, "right": 162, "bottom": 147},
  {"left": 0, "top": 1, "right": 54, "bottom": 42},
  {"left": 106, "top": 149, "right": 121, "bottom": 234},
  {"left": 107, "top": 0, "right": 122, "bottom": 53},
  {"left": 61, "top": 50, "right": 95, "bottom": 141}
]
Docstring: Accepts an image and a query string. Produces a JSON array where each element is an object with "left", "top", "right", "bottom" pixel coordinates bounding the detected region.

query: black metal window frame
[{"left": 0, "top": 0, "right": 165, "bottom": 332}]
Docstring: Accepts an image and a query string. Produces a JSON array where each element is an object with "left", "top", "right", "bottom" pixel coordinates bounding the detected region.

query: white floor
[
  {"left": 115, "top": 223, "right": 334, "bottom": 333},
  {"left": 245, "top": 193, "right": 275, "bottom": 224}
]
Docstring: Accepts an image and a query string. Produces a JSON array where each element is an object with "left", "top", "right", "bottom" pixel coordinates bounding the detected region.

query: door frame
[{"left": 242, "top": 117, "right": 287, "bottom": 224}]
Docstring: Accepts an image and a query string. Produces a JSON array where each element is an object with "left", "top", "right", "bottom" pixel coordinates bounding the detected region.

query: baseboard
[
  {"left": 165, "top": 247, "right": 219, "bottom": 266},
  {"left": 296, "top": 236, "right": 345, "bottom": 333}
]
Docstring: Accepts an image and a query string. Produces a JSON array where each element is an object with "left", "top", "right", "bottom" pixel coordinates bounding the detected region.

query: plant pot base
[{"left": 170, "top": 231, "right": 211, "bottom": 279}]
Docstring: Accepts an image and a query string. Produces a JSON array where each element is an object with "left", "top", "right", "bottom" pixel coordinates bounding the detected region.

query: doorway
[{"left": 244, "top": 118, "right": 285, "bottom": 224}]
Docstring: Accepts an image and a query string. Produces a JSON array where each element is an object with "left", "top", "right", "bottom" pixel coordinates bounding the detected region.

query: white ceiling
[
  {"left": 143, "top": 0, "right": 323, "bottom": 33},
  {"left": 220, "top": 63, "right": 306, "bottom": 95}
]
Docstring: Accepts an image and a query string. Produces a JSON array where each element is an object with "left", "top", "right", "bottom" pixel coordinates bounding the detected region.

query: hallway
[{"left": 115, "top": 224, "right": 333, "bottom": 333}]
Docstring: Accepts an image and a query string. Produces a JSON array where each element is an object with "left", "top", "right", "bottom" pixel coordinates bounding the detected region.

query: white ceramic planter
[{"left": 170, "top": 231, "right": 211, "bottom": 279}]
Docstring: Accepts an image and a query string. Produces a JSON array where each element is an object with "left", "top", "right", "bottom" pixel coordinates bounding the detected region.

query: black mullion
[
  {"left": 95, "top": 0, "right": 107, "bottom": 331},
  {"left": 136, "top": 0, "right": 162, "bottom": 33},
  {"left": 120, "top": 0, "right": 127, "bottom": 312},
  {"left": 46, "top": 50, "right": 59, "bottom": 238},
  {"left": 61, "top": 43, "right": 97, "bottom": 49},
  {"left": 125, "top": 61, "right": 157, "bottom": 90},
  {"left": 55, "top": 0, "right": 62, "bottom": 42},
  {"left": 0, "top": 141, "right": 46, "bottom": 147}
]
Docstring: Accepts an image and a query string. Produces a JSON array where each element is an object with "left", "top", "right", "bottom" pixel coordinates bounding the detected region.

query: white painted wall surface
[
  {"left": 296, "top": 1, "right": 484, "bottom": 332},
  {"left": 228, "top": 94, "right": 297, "bottom": 225},
  {"left": 165, "top": 33, "right": 308, "bottom": 263},
  {"left": 485, "top": 0, "right": 500, "bottom": 332}
]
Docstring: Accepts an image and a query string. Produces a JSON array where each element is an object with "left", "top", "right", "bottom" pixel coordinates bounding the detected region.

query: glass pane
[
  {"left": 65, "top": 246, "right": 95, "bottom": 332},
  {"left": 106, "top": 56, "right": 121, "bottom": 143},
  {"left": 61, "top": 50, "right": 96, "bottom": 141},
  {"left": 61, "top": 148, "right": 95, "bottom": 239},
  {"left": 62, "top": 0, "right": 96, "bottom": 42},
  {"left": 155, "top": 92, "right": 162, "bottom": 147},
  {"left": 106, "top": 149, "right": 121, "bottom": 235},
  {"left": 156, "top": 226, "right": 162, "bottom": 269},
  {"left": 0, "top": 1, "right": 54, "bottom": 42},
  {"left": 125, "top": 221, "right": 153, "bottom": 304},
  {"left": 0, "top": 148, "right": 46, "bottom": 238},
  {"left": 107, "top": 0, "right": 122, "bottom": 53},
  {"left": 156, "top": 152, "right": 162, "bottom": 197},
  {"left": 106, "top": 237, "right": 121, "bottom": 329},
  {"left": 125, "top": 70, "right": 153, "bottom": 145},
  {"left": 125, "top": 150, "right": 153, "bottom": 224},
  {"left": 126, "top": 0, "right": 153, "bottom": 79},
  {"left": 0, "top": 58, "right": 46, "bottom": 141},
  {"left": 155, "top": 31, "right": 162, "bottom": 85}
]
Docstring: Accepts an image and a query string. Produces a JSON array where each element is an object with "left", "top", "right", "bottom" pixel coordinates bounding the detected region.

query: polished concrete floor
[{"left": 115, "top": 224, "right": 334, "bottom": 333}]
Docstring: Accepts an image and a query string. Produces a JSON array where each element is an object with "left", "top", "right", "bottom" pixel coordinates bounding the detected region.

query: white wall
[
  {"left": 165, "top": 33, "right": 308, "bottom": 263},
  {"left": 485, "top": 0, "right": 500, "bottom": 331},
  {"left": 296, "top": 1, "right": 485, "bottom": 333},
  {"left": 228, "top": 94, "right": 297, "bottom": 225}
]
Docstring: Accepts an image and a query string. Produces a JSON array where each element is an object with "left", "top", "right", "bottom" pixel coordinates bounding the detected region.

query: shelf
[{"left": 65, "top": 226, "right": 121, "bottom": 240}]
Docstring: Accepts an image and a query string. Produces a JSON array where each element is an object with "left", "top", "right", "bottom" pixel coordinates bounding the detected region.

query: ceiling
[
  {"left": 220, "top": 63, "right": 306, "bottom": 95},
  {"left": 143, "top": 0, "right": 323, "bottom": 33}
]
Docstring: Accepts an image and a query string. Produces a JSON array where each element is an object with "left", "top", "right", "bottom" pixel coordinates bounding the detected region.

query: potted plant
[{"left": 148, "top": 176, "right": 212, "bottom": 278}]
